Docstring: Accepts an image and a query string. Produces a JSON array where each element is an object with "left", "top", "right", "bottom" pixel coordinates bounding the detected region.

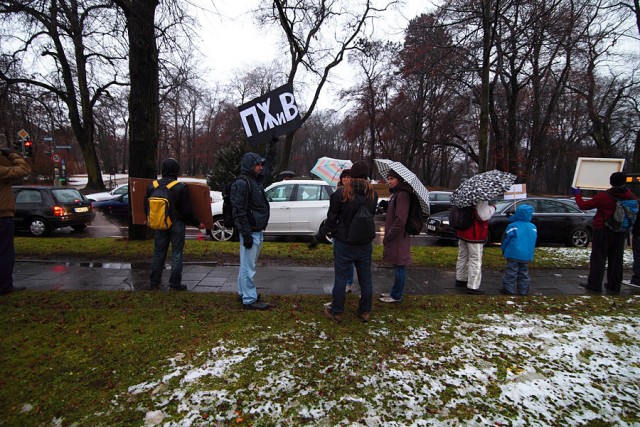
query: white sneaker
[
  {"left": 379, "top": 296, "right": 401, "bottom": 303},
  {"left": 346, "top": 284, "right": 353, "bottom": 293},
  {"left": 380, "top": 292, "right": 390, "bottom": 298}
]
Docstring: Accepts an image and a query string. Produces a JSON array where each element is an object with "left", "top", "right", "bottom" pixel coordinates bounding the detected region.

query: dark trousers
[
  {"left": 150, "top": 221, "right": 186, "bottom": 287},
  {"left": 329, "top": 239, "right": 373, "bottom": 315},
  {"left": 631, "top": 233, "right": 640, "bottom": 284},
  {"left": 0, "top": 217, "right": 15, "bottom": 291},
  {"left": 587, "top": 227, "right": 626, "bottom": 291}
]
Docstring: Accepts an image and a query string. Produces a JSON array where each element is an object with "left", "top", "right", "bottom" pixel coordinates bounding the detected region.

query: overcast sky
[{"left": 191, "top": 0, "right": 433, "bottom": 109}]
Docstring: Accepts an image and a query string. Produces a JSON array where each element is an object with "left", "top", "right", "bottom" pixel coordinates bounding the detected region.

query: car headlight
[{"left": 442, "top": 220, "right": 449, "bottom": 225}]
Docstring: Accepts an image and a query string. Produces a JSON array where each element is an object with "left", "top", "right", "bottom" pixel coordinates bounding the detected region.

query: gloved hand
[
  {"left": 0, "top": 148, "right": 16, "bottom": 156},
  {"left": 308, "top": 235, "right": 320, "bottom": 249},
  {"left": 242, "top": 234, "right": 253, "bottom": 249},
  {"left": 570, "top": 187, "right": 581, "bottom": 196}
]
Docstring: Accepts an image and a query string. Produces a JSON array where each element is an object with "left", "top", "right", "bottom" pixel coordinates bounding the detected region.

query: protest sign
[{"left": 237, "top": 83, "right": 302, "bottom": 145}]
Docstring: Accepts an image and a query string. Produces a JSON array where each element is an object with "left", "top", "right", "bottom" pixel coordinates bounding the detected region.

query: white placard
[
  {"left": 503, "top": 184, "right": 527, "bottom": 200},
  {"left": 572, "top": 158, "right": 625, "bottom": 190}
]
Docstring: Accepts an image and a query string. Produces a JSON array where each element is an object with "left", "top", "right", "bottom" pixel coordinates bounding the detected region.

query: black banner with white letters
[{"left": 237, "top": 83, "right": 302, "bottom": 146}]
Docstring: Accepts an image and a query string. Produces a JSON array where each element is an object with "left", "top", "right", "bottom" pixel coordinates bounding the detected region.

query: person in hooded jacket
[
  {"left": 379, "top": 169, "right": 413, "bottom": 303},
  {"left": 231, "top": 152, "right": 271, "bottom": 310},
  {"left": 145, "top": 158, "right": 203, "bottom": 291},
  {"left": 572, "top": 172, "right": 637, "bottom": 293},
  {"left": 312, "top": 160, "right": 378, "bottom": 323},
  {"left": 500, "top": 204, "right": 537, "bottom": 296}
]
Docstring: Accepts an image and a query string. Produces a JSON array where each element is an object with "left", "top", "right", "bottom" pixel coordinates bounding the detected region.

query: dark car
[
  {"left": 428, "top": 191, "right": 453, "bottom": 214},
  {"left": 425, "top": 197, "right": 595, "bottom": 248},
  {"left": 92, "top": 193, "right": 130, "bottom": 223},
  {"left": 13, "top": 186, "right": 95, "bottom": 237}
]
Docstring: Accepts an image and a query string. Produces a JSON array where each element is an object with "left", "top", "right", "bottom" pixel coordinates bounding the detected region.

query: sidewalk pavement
[{"left": 13, "top": 260, "right": 640, "bottom": 297}]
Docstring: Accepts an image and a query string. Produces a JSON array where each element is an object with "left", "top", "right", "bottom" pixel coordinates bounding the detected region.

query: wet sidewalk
[{"left": 13, "top": 260, "right": 640, "bottom": 296}]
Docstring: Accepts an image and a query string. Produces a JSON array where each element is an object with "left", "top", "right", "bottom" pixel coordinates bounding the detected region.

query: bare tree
[
  {"left": 256, "top": 0, "right": 396, "bottom": 172},
  {"left": 0, "top": 0, "right": 128, "bottom": 190}
]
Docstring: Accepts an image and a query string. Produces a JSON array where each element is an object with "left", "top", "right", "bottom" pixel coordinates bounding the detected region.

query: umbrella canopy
[
  {"left": 374, "top": 159, "right": 430, "bottom": 216},
  {"left": 310, "top": 157, "right": 353, "bottom": 186},
  {"left": 450, "top": 170, "right": 517, "bottom": 207}
]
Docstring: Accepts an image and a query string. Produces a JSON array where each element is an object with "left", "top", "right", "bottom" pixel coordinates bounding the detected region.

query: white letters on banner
[{"left": 237, "top": 83, "right": 302, "bottom": 145}]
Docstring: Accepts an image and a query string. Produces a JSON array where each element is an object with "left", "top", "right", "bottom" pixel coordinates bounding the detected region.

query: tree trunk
[{"left": 126, "top": 0, "right": 160, "bottom": 240}]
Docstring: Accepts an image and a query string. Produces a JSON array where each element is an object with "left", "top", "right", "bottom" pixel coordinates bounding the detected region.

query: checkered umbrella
[
  {"left": 310, "top": 157, "right": 353, "bottom": 186},
  {"left": 450, "top": 170, "right": 517, "bottom": 207},
  {"left": 374, "top": 159, "right": 430, "bottom": 216}
]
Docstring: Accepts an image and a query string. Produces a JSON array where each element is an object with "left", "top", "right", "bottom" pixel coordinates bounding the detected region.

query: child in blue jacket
[{"left": 500, "top": 204, "right": 537, "bottom": 295}]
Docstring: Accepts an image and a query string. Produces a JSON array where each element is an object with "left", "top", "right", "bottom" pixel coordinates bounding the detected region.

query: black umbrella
[{"left": 278, "top": 170, "right": 296, "bottom": 179}]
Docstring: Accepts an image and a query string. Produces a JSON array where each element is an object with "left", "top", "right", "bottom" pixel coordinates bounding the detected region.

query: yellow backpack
[{"left": 147, "top": 180, "right": 179, "bottom": 230}]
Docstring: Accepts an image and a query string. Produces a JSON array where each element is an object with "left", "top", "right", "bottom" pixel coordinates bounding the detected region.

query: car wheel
[
  {"left": 28, "top": 217, "right": 51, "bottom": 237},
  {"left": 209, "top": 216, "right": 237, "bottom": 242},
  {"left": 71, "top": 224, "right": 87, "bottom": 231},
  {"left": 319, "top": 222, "right": 333, "bottom": 244},
  {"left": 567, "top": 227, "right": 590, "bottom": 248}
]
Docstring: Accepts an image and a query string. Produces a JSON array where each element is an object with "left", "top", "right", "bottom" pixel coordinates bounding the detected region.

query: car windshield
[{"left": 52, "top": 189, "right": 85, "bottom": 203}]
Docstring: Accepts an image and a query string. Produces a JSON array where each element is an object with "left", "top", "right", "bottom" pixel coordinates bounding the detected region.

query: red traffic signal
[{"left": 24, "top": 140, "right": 33, "bottom": 157}]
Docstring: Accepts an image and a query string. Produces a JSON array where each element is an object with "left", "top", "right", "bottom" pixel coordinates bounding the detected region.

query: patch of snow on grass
[{"left": 116, "top": 314, "right": 640, "bottom": 426}]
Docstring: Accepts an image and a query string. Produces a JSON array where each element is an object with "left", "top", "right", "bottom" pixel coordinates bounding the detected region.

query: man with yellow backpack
[{"left": 145, "top": 158, "right": 203, "bottom": 291}]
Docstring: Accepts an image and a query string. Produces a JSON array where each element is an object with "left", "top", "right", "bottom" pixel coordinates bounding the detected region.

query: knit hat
[
  {"left": 350, "top": 161, "right": 369, "bottom": 179},
  {"left": 161, "top": 158, "right": 180, "bottom": 177},
  {"left": 610, "top": 172, "right": 626, "bottom": 187},
  {"left": 340, "top": 169, "right": 351, "bottom": 179},
  {"left": 387, "top": 169, "right": 404, "bottom": 182}
]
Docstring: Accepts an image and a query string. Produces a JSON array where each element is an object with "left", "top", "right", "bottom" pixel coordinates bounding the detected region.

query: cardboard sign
[
  {"left": 504, "top": 184, "right": 527, "bottom": 200},
  {"left": 129, "top": 178, "right": 213, "bottom": 229},
  {"left": 237, "top": 83, "right": 302, "bottom": 146},
  {"left": 572, "top": 158, "right": 625, "bottom": 190}
]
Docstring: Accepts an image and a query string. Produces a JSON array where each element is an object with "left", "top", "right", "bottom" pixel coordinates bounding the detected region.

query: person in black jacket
[
  {"left": 231, "top": 152, "right": 271, "bottom": 310},
  {"left": 145, "top": 158, "right": 203, "bottom": 291},
  {"left": 312, "top": 160, "right": 378, "bottom": 323}
]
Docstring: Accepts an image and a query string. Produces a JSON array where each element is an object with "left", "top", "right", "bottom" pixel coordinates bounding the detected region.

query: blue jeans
[
  {"left": 390, "top": 265, "right": 406, "bottom": 300},
  {"left": 329, "top": 239, "right": 373, "bottom": 315},
  {"left": 347, "top": 263, "right": 354, "bottom": 285},
  {"left": 238, "top": 231, "right": 263, "bottom": 304},
  {"left": 502, "top": 260, "right": 530, "bottom": 295},
  {"left": 150, "top": 221, "right": 186, "bottom": 287},
  {"left": 0, "top": 218, "right": 15, "bottom": 291}
]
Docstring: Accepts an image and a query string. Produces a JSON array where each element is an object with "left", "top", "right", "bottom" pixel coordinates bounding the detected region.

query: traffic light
[
  {"left": 13, "top": 140, "right": 23, "bottom": 153},
  {"left": 23, "top": 139, "right": 33, "bottom": 158}
]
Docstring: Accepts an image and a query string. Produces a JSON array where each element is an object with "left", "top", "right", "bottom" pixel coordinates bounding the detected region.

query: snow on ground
[
  {"left": 537, "top": 247, "right": 634, "bottom": 266},
  {"left": 102, "top": 298, "right": 640, "bottom": 426}
]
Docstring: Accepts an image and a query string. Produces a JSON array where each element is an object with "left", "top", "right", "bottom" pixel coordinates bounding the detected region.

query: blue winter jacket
[{"left": 501, "top": 204, "right": 537, "bottom": 263}]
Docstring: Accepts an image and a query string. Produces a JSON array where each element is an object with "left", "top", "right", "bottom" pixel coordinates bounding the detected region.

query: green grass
[
  {"left": 1, "top": 291, "right": 638, "bottom": 425},
  {"left": 14, "top": 237, "right": 591, "bottom": 269}
]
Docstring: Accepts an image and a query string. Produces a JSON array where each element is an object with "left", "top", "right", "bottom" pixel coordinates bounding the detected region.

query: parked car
[
  {"left": 92, "top": 193, "right": 130, "bottom": 223},
  {"left": 204, "top": 179, "right": 335, "bottom": 242},
  {"left": 425, "top": 197, "right": 595, "bottom": 248},
  {"left": 85, "top": 183, "right": 129, "bottom": 202},
  {"left": 13, "top": 186, "right": 95, "bottom": 237},
  {"left": 428, "top": 191, "right": 453, "bottom": 214}
]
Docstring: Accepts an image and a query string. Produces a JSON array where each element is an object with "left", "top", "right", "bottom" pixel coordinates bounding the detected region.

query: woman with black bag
[{"left": 309, "top": 160, "right": 378, "bottom": 323}]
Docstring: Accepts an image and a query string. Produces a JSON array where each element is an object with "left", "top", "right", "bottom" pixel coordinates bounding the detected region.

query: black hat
[
  {"left": 161, "top": 158, "right": 180, "bottom": 177},
  {"left": 350, "top": 161, "right": 369, "bottom": 179},
  {"left": 610, "top": 172, "right": 626, "bottom": 187},
  {"left": 340, "top": 169, "right": 351, "bottom": 179},
  {"left": 387, "top": 169, "right": 404, "bottom": 182}
]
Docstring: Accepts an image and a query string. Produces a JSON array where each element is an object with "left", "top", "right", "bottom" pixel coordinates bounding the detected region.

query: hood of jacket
[
  {"left": 240, "top": 152, "right": 266, "bottom": 177},
  {"left": 511, "top": 204, "right": 533, "bottom": 222},
  {"left": 161, "top": 158, "right": 180, "bottom": 179}
]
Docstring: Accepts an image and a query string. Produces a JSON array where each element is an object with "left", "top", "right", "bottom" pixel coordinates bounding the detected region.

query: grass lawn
[
  {"left": 14, "top": 237, "right": 598, "bottom": 269},
  {"left": 1, "top": 292, "right": 639, "bottom": 426},
  {"left": 4, "top": 237, "right": 639, "bottom": 425}
]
